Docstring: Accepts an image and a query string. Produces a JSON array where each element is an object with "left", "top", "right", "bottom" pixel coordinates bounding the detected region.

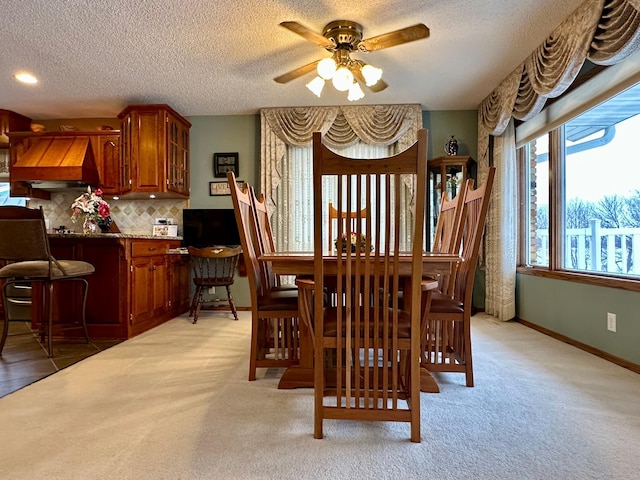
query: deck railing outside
[{"left": 535, "top": 220, "right": 640, "bottom": 276}]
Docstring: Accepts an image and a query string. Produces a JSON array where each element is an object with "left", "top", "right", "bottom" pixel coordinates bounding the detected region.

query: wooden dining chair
[
  {"left": 421, "top": 166, "right": 496, "bottom": 387},
  {"left": 227, "top": 172, "right": 301, "bottom": 381},
  {"left": 297, "top": 129, "right": 429, "bottom": 442},
  {"left": 187, "top": 245, "right": 242, "bottom": 324},
  {"left": 430, "top": 178, "right": 473, "bottom": 296},
  {"left": 249, "top": 186, "right": 297, "bottom": 292},
  {"left": 327, "top": 202, "right": 368, "bottom": 252}
]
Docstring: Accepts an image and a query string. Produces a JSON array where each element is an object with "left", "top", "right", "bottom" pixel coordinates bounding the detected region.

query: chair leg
[
  {"left": 313, "top": 345, "right": 324, "bottom": 439},
  {"left": 79, "top": 278, "right": 90, "bottom": 344},
  {"left": 0, "top": 282, "right": 12, "bottom": 356},
  {"left": 464, "top": 320, "right": 474, "bottom": 387},
  {"left": 193, "top": 287, "right": 204, "bottom": 324},
  {"left": 189, "top": 286, "right": 200, "bottom": 318},
  {"left": 248, "top": 314, "right": 260, "bottom": 381},
  {"left": 226, "top": 286, "right": 238, "bottom": 321},
  {"left": 47, "top": 281, "right": 54, "bottom": 358}
]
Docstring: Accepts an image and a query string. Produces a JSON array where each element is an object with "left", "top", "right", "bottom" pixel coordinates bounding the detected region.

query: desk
[{"left": 260, "top": 251, "right": 460, "bottom": 390}]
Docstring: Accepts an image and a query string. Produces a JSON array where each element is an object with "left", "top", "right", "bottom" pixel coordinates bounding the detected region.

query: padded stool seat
[{"left": 0, "top": 206, "right": 95, "bottom": 357}]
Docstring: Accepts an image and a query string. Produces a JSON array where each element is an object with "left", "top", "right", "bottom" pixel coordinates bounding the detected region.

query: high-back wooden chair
[
  {"left": 250, "top": 186, "right": 296, "bottom": 292},
  {"left": 0, "top": 206, "right": 94, "bottom": 357},
  {"left": 327, "top": 202, "right": 368, "bottom": 252},
  {"left": 227, "top": 172, "right": 300, "bottom": 381},
  {"left": 421, "top": 167, "right": 496, "bottom": 387},
  {"left": 187, "top": 245, "right": 242, "bottom": 324},
  {"left": 431, "top": 179, "right": 473, "bottom": 295},
  {"left": 297, "top": 129, "right": 429, "bottom": 442}
]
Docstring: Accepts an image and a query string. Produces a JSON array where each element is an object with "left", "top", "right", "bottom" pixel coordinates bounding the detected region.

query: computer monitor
[{"left": 182, "top": 209, "right": 241, "bottom": 248}]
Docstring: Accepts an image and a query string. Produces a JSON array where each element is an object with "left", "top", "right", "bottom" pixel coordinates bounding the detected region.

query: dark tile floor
[{"left": 0, "top": 321, "right": 122, "bottom": 398}]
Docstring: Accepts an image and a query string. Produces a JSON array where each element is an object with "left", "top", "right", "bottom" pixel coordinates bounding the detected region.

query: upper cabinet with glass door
[{"left": 117, "top": 104, "right": 190, "bottom": 199}]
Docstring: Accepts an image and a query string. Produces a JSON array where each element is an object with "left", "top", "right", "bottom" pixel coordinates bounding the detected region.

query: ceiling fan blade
[
  {"left": 359, "top": 24, "right": 430, "bottom": 52},
  {"left": 366, "top": 78, "right": 388, "bottom": 93},
  {"left": 353, "top": 68, "right": 388, "bottom": 93},
  {"left": 274, "top": 60, "right": 321, "bottom": 84},
  {"left": 280, "top": 21, "right": 334, "bottom": 48}
]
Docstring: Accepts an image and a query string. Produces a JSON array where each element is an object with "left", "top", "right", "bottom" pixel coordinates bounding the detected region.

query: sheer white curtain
[
  {"left": 273, "top": 141, "right": 393, "bottom": 252},
  {"left": 483, "top": 119, "right": 517, "bottom": 320},
  {"left": 260, "top": 105, "right": 422, "bottom": 253}
]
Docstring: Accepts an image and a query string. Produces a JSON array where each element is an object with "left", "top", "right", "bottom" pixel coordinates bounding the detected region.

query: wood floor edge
[{"left": 516, "top": 318, "right": 640, "bottom": 375}]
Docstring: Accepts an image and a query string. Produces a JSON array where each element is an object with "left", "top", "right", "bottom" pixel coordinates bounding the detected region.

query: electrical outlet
[
  {"left": 208, "top": 287, "right": 216, "bottom": 295},
  {"left": 607, "top": 312, "right": 617, "bottom": 332}
]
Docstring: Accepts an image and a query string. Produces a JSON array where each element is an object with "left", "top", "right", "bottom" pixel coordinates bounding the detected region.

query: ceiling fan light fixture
[
  {"left": 332, "top": 66, "right": 353, "bottom": 92},
  {"left": 347, "top": 82, "right": 365, "bottom": 102},
  {"left": 317, "top": 57, "right": 337, "bottom": 80},
  {"left": 306, "top": 76, "right": 325, "bottom": 97},
  {"left": 360, "top": 64, "right": 383, "bottom": 86}
]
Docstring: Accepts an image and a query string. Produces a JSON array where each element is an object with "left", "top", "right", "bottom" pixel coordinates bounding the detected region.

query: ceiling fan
[{"left": 274, "top": 20, "right": 430, "bottom": 101}]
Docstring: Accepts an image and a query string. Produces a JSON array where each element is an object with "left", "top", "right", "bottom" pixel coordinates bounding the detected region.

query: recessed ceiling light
[{"left": 15, "top": 72, "right": 38, "bottom": 84}]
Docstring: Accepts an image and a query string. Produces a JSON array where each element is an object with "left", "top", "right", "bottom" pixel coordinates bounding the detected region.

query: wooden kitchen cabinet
[
  {"left": 0, "top": 109, "right": 31, "bottom": 147},
  {"left": 169, "top": 254, "right": 191, "bottom": 313},
  {"left": 40, "top": 236, "right": 189, "bottom": 339},
  {"left": 117, "top": 104, "right": 190, "bottom": 198},
  {"left": 90, "top": 133, "right": 120, "bottom": 195}
]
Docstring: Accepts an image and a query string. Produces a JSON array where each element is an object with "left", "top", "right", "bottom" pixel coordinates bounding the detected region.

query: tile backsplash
[{"left": 30, "top": 191, "right": 188, "bottom": 235}]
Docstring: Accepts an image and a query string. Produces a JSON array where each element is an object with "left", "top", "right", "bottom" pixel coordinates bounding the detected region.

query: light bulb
[
  {"left": 306, "top": 76, "right": 325, "bottom": 97},
  {"left": 347, "top": 82, "right": 365, "bottom": 102},
  {"left": 14, "top": 72, "right": 38, "bottom": 84},
  {"left": 332, "top": 67, "right": 354, "bottom": 92},
  {"left": 360, "top": 64, "right": 383, "bottom": 86},
  {"left": 317, "top": 58, "right": 337, "bottom": 80}
]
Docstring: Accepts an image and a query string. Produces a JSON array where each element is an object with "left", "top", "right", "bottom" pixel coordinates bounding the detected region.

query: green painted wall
[
  {"left": 422, "top": 110, "right": 478, "bottom": 160},
  {"left": 187, "top": 114, "right": 260, "bottom": 308},
  {"left": 187, "top": 110, "right": 480, "bottom": 308},
  {"left": 517, "top": 274, "right": 640, "bottom": 365}
]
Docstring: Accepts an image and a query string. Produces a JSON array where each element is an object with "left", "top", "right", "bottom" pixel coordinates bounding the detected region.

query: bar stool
[{"left": 0, "top": 206, "right": 94, "bottom": 357}]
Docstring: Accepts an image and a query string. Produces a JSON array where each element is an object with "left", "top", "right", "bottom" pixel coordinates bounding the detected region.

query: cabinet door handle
[{"left": 148, "top": 247, "right": 157, "bottom": 252}]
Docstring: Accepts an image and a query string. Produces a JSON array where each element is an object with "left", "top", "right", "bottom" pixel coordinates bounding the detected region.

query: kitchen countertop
[{"left": 48, "top": 233, "right": 182, "bottom": 240}]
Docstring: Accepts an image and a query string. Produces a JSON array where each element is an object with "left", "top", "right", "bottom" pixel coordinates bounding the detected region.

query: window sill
[{"left": 516, "top": 266, "right": 640, "bottom": 293}]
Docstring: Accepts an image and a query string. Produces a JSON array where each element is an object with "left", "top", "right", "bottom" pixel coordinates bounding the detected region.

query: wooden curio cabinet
[
  {"left": 117, "top": 104, "right": 190, "bottom": 198},
  {"left": 427, "top": 155, "right": 476, "bottom": 248}
]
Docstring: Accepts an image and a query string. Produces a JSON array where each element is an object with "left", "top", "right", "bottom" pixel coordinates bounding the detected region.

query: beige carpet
[{"left": 0, "top": 311, "right": 638, "bottom": 480}]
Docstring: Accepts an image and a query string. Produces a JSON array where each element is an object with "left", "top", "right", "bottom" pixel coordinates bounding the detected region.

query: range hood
[{"left": 10, "top": 135, "right": 100, "bottom": 189}]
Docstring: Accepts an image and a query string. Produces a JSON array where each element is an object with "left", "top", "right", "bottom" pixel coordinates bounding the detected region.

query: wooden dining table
[{"left": 259, "top": 251, "right": 461, "bottom": 391}]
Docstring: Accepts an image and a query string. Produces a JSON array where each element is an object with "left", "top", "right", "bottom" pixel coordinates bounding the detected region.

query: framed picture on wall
[
  {"left": 210, "top": 180, "right": 246, "bottom": 196},
  {"left": 213, "top": 152, "right": 239, "bottom": 178}
]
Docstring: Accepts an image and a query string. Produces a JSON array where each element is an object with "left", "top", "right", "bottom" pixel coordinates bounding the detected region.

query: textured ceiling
[{"left": 1, "top": 0, "right": 585, "bottom": 120}]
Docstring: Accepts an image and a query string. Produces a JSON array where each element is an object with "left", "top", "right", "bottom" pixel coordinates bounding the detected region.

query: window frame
[{"left": 517, "top": 122, "right": 640, "bottom": 294}]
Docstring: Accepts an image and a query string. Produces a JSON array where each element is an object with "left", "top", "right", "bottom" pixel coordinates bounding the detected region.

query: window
[
  {"left": 0, "top": 182, "right": 26, "bottom": 207},
  {"left": 520, "top": 82, "right": 640, "bottom": 280}
]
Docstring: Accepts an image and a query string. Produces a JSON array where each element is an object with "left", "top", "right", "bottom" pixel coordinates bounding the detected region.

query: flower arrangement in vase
[
  {"left": 70, "top": 187, "right": 112, "bottom": 233},
  {"left": 335, "top": 232, "right": 372, "bottom": 253}
]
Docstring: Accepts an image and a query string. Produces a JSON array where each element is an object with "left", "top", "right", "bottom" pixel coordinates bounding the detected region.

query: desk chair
[
  {"left": 188, "top": 246, "right": 242, "bottom": 323},
  {"left": 0, "top": 206, "right": 94, "bottom": 357}
]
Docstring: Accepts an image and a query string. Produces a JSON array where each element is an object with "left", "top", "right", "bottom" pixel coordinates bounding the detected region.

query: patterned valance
[
  {"left": 260, "top": 104, "right": 422, "bottom": 208},
  {"left": 479, "top": 0, "right": 640, "bottom": 136}
]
